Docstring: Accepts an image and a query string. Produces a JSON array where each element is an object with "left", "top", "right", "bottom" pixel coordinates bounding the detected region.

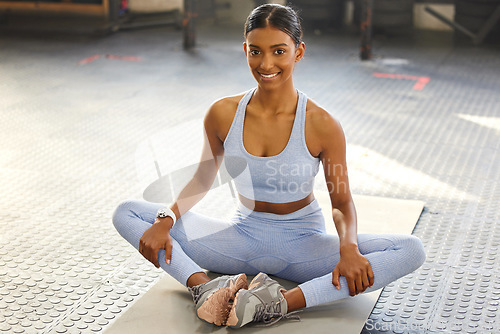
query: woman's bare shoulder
[
  {"left": 304, "top": 98, "right": 345, "bottom": 157},
  {"left": 205, "top": 93, "right": 246, "bottom": 140},
  {"left": 209, "top": 94, "right": 245, "bottom": 115},
  {"left": 305, "top": 98, "right": 343, "bottom": 136}
]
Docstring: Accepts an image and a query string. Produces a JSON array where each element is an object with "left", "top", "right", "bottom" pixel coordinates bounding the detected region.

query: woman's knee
[
  {"left": 406, "top": 235, "right": 426, "bottom": 268},
  {"left": 112, "top": 200, "right": 140, "bottom": 231}
]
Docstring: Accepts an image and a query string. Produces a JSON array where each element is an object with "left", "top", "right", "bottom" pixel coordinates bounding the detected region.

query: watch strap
[{"left": 156, "top": 207, "right": 177, "bottom": 225}]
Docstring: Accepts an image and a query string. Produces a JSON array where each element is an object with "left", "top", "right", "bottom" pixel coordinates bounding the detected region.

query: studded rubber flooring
[{"left": 0, "top": 21, "right": 499, "bottom": 334}]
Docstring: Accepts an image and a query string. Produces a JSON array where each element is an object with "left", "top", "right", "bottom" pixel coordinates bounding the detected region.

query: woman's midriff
[{"left": 238, "top": 192, "right": 315, "bottom": 215}]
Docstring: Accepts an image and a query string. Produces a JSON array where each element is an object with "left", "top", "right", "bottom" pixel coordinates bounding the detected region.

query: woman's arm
[
  {"left": 139, "top": 101, "right": 227, "bottom": 267},
  {"left": 310, "top": 107, "right": 374, "bottom": 296},
  {"left": 167, "top": 103, "right": 226, "bottom": 221}
]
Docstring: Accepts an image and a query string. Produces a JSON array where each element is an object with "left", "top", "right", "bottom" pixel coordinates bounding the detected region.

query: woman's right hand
[{"left": 139, "top": 218, "right": 174, "bottom": 268}]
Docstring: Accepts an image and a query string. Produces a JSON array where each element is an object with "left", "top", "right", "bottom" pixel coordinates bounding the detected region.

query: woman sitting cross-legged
[{"left": 112, "top": 4, "right": 426, "bottom": 328}]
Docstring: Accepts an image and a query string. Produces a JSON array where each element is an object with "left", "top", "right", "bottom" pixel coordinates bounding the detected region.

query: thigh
[
  {"left": 170, "top": 211, "right": 260, "bottom": 275},
  {"left": 274, "top": 232, "right": 341, "bottom": 283},
  {"left": 356, "top": 233, "right": 405, "bottom": 254},
  {"left": 113, "top": 200, "right": 254, "bottom": 273},
  {"left": 275, "top": 233, "right": 409, "bottom": 283}
]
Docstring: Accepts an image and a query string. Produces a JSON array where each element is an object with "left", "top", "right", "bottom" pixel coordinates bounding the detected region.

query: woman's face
[{"left": 244, "top": 26, "right": 305, "bottom": 89}]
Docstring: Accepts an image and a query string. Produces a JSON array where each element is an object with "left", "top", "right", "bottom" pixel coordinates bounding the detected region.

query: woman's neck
[{"left": 252, "top": 83, "right": 298, "bottom": 115}]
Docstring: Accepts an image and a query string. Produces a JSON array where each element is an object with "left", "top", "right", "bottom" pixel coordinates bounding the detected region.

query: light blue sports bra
[{"left": 222, "top": 88, "right": 320, "bottom": 204}]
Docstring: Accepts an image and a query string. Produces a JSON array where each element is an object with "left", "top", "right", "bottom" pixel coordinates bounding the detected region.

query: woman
[{"left": 112, "top": 4, "right": 426, "bottom": 328}]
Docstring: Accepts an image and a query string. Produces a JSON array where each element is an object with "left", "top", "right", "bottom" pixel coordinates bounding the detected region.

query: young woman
[{"left": 112, "top": 4, "right": 426, "bottom": 328}]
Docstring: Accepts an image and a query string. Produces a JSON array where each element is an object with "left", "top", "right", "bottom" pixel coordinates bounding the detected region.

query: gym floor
[{"left": 0, "top": 18, "right": 499, "bottom": 334}]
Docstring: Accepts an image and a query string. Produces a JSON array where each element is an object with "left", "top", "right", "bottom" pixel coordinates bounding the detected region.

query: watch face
[{"left": 157, "top": 209, "right": 167, "bottom": 218}]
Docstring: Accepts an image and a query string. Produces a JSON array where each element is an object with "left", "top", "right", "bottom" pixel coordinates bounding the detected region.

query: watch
[{"left": 156, "top": 207, "right": 177, "bottom": 225}]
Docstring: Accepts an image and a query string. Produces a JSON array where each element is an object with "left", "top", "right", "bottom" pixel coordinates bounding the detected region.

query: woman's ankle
[
  {"left": 282, "top": 287, "right": 306, "bottom": 312},
  {"left": 187, "top": 272, "right": 211, "bottom": 288}
]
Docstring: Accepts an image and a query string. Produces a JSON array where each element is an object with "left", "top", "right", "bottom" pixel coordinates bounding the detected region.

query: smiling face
[{"left": 244, "top": 26, "right": 305, "bottom": 90}]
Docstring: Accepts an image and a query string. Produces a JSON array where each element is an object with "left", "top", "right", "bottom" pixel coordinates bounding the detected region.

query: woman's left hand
[{"left": 332, "top": 245, "right": 374, "bottom": 296}]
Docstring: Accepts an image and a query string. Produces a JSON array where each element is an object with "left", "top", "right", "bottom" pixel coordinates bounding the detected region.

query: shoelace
[
  {"left": 187, "top": 276, "right": 232, "bottom": 305},
  {"left": 188, "top": 285, "right": 202, "bottom": 305},
  {"left": 253, "top": 297, "right": 302, "bottom": 327}
]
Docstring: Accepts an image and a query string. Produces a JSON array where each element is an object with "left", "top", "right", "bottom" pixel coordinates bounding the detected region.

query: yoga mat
[{"left": 105, "top": 194, "right": 424, "bottom": 334}]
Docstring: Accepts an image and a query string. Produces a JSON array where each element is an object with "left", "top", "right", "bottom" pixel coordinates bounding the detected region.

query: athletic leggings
[{"left": 112, "top": 199, "right": 426, "bottom": 308}]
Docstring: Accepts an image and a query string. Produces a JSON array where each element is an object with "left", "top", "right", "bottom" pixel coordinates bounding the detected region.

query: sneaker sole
[
  {"left": 197, "top": 274, "right": 248, "bottom": 326},
  {"left": 226, "top": 289, "right": 246, "bottom": 328}
]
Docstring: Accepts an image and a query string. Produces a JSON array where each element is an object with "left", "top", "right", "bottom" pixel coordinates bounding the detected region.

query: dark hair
[{"left": 244, "top": 4, "right": 303, "bottom": 47}]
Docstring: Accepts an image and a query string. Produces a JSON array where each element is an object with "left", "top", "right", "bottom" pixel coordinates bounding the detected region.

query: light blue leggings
[{"left": 112, "top": 199, "right": 426, "bottom": 308}]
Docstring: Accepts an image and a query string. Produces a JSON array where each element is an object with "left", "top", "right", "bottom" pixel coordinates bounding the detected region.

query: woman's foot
[
  {"left": 188, "top": 273, "right": 248, "bottom": 326},
  {"left": 227, "top": 272, "right": 300, "bottom": 328}
]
